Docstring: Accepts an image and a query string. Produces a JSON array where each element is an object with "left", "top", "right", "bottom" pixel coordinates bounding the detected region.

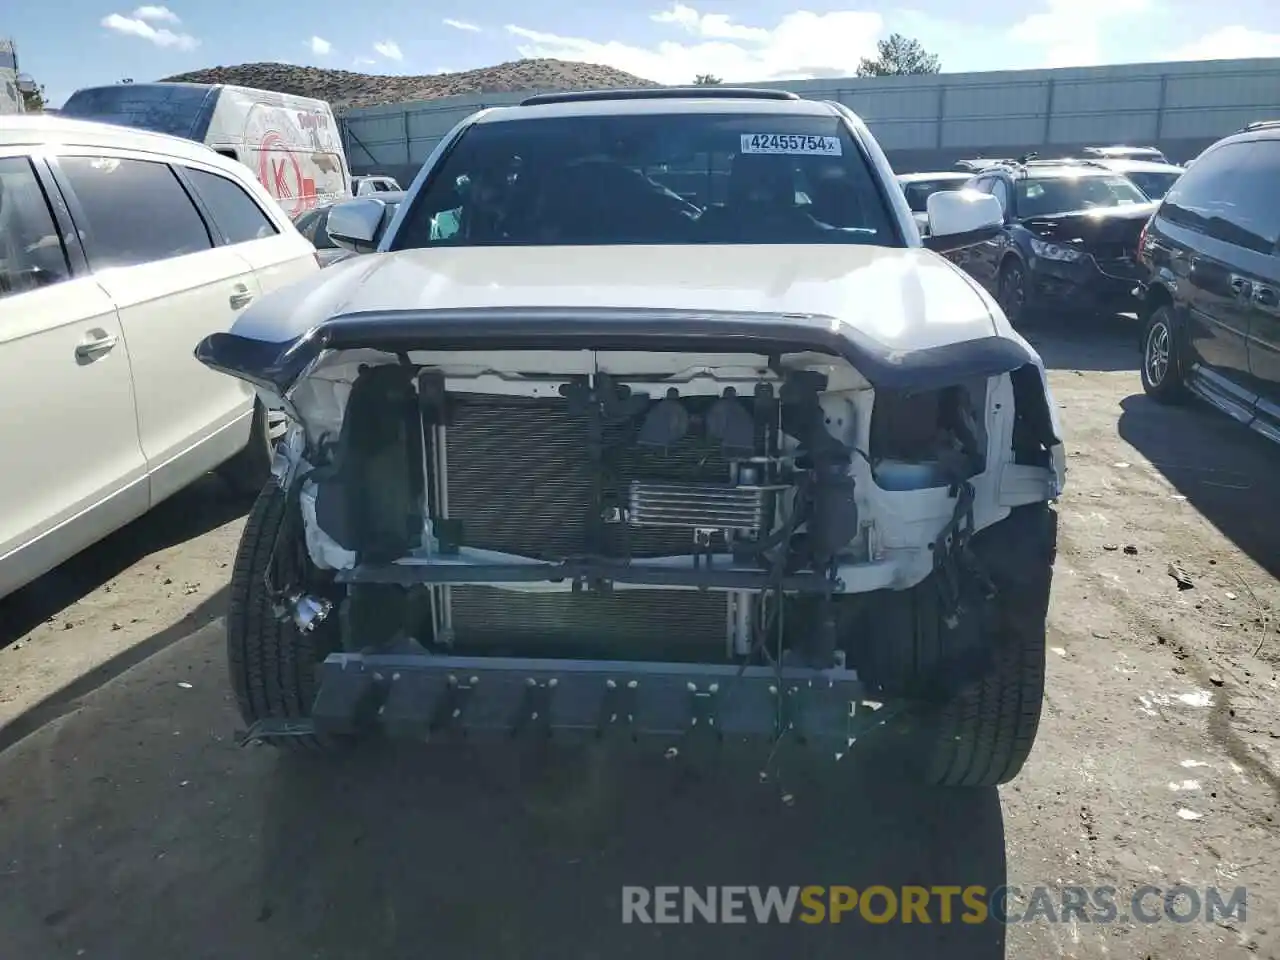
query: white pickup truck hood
[{"left": 230, "top": 244, "right": 1008, "bottom": 354}]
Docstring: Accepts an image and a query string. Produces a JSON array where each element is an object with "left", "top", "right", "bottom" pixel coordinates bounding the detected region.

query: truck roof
[{"left": 474, "top": 94, "right": 841, "bottom": 124}]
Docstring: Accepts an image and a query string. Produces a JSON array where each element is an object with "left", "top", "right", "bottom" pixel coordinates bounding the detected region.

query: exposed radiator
[
  {"left": 448, "top": 587, "right": 732, "bottom": 661},
  {"left": 627, "top": 480, "right": 767, "bottom": 532},
  {"left": 433, "top": 396, "right": 737, "bottom": 656}
]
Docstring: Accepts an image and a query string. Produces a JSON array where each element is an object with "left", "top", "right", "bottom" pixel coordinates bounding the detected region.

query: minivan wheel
[{"left": 1140, "top": 306, "right": 1186, "bottom": 404}]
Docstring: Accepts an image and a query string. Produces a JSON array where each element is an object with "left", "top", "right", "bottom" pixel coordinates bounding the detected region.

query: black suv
[
  {"left": 955, "top": 160, "right": 1156, "bottom": 323},
  {"left": 1138, "top": 124, "right": 1280, "bottom": 445}
]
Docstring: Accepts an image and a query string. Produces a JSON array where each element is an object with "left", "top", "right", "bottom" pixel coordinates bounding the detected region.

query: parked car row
[
  {"left": 954, "top": 145, "right": 1174, "bottom": 173},
  {"left": 895, "top": 131, "right": 1280, "bottom": 448},
  {"left": 4, "top": 94, "right": 1277, "bottom": 619},
  {"left": 897, "top": 153, "right": 1184, "bottom": 322}
]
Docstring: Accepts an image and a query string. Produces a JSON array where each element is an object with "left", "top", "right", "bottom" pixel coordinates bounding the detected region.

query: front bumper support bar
[
  {"left": 336, "top": 561, "right": 836, "bottom": 593},
  {"left": 262, "top": 654, "right": 877, "bottom": 753}
]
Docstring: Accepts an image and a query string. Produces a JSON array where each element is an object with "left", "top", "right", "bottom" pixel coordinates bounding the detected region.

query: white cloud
[
  {"left": 308, "top": 35, "right": 332, "bottom": 55},
  {"left": 650, "top": 3, "right": 769, "bottom": 43},
  {"left": 506, "top": 5, "right": 884, "bottom": 83},
  {"left": 504, "top": 2, "right": 1274, "bottom": 83},
  {"left": 353, "top": 56, "right": 376, "bottom": 67},
  {"left": 101, "top": 11, "right": 199, "bottom": 50},
  {"left": 131, "top": 5, "right": 180, "bottom": 23},
  {"left": 1167, "top": 26, "right": 1280, "bottom": 62},
  {"left": 1008, "top": 0, "right": 1150, "bottom": 68},
  {"left": 443, "top": 18, "right": 481, "bottom": 32},
  {"left": 374, "top": 40, "right": 404, "bottom": 61}
]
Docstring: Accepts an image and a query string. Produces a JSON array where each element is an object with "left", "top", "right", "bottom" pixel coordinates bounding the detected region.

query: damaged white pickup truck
[{"left": 196, "top": 87, "right": 1066, "bottom": 787}]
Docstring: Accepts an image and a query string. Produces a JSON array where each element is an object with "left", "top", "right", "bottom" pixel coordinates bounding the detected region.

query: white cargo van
[{"left": 60, "top": 82, "right": 351, "bottom": 218}]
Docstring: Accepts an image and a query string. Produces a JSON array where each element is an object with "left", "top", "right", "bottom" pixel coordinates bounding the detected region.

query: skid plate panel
[{"left": 307, "top": 654, "right": 867, "bottom": 752}]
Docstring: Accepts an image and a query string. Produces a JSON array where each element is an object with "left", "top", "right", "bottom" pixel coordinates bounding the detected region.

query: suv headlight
[{"left": 1030, "top": 238, "right": 1082, "bottom": 262}]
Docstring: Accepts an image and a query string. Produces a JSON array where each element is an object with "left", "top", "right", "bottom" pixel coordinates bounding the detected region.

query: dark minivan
[{"left": 1137, "top": 124, "right": 1280, "bottom": 446}]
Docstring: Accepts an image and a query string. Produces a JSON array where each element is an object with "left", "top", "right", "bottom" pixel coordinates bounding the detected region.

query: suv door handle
[
  {"left": 229, "top": 284, "right": 254, "bottom": 310},
  {"left": 74, "top": 331, "right": 118, "bottom": 360}
]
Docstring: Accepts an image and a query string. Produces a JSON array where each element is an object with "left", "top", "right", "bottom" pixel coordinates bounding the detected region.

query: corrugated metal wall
[{"left": 340, "top": 57, "right": 1280, "bottom": 181}]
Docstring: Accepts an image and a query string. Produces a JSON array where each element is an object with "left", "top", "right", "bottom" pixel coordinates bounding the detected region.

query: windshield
[
  {"left": 60, "top": 84, "right": 216, "bottom": 140},
  {"left": 390, "top": 112, "right": 899, "bottom": 249},
  {"left": 1124, "top": 170, "right": 1180, "bottom": 200},
  {"left": 1015, "top": 174, "right": 1149, "bottom": 218},
  {"left": 900, "top": 179, "right": 966, "bottom": 213}
]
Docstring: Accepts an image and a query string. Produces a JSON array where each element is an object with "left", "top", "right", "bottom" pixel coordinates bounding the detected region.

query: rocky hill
[{"left": 161, "top": 58, "right": 659, "bottom": 111}]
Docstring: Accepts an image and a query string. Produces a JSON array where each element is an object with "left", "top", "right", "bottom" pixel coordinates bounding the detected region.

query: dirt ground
[{"left": 0, "top": 317, "right": 1277, "bottom": 960}]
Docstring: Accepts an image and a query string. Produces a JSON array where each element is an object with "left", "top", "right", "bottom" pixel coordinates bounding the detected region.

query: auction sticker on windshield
[{"left": 740, "top": 133, "right": 843, "bottom": 156}]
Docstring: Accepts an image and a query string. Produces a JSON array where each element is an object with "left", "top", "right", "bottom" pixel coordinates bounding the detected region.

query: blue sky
[{"left": 12, "top": 0, "right": 1280, "bottom": 107}]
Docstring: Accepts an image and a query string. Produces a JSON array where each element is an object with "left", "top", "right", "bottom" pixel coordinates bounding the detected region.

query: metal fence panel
[{"left": 339, "top": 58, "right": 1280, "bottom": 174}]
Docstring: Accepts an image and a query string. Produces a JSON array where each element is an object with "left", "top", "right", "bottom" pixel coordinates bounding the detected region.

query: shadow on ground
[
  {"left": 1118, "top": 392, "right": 1280, "bottom": 578},
  {"left": 0, "top": 586, "right": 229, "bottom": 753},
  {"left": 0, "top": 475, "right": 248, "bottom": 648},
  {"left": 254, "top": 741, "right": 1008, "bottom": 959},
  {"left": 1020, "top": 312, "right": 1141, "bottom": 373}
]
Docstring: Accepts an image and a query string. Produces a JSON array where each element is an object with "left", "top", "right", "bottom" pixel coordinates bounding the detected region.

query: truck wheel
[
  {"left": 218, "top": 401, "right": 274, "bottom": 498},
  {"left": 226, "top": 481, "right": 342, "bottom": 752},
  {"left": 860, "top": 502, "right": 1056, "bottom": 787},
  {"left": 1140, "top": 306, "right": 1187, "bottom": 404}
]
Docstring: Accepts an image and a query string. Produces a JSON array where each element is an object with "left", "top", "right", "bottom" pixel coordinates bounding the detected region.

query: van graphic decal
[
  {"left": 257, "top": 129, "right": 318, "bottom": 216},
  {"left": 242, "top": 101, "right": 346, "bottom": 217}
]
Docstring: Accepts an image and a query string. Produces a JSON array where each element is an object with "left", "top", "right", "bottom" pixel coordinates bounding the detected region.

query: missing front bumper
[{"left": 247, "top": 654, "right": 883, "bottom": 753}]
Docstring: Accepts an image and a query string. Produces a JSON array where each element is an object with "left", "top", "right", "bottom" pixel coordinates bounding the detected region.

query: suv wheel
[
  {"left": 998, "top": 260, "right": 1030, "bottom": 325},
  {"left": 1140, "top": 306, "right": 1186, "bottom": 403},
  {"left": 218, "top": 401, "right": 276, "bottom": 497}
]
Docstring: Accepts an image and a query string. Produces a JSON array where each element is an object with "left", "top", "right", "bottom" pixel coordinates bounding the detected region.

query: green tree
[
  {"left": 20, "top": 83, "right": 45, "bottom": 112},
  {"left": 693, "top": 73, "right": 722, "bottom": 85},
  {"left": 856, "top": 34, "right": 941, "bottom": 77}
]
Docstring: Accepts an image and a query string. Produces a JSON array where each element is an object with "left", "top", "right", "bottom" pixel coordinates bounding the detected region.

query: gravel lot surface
[{"left": 1, "top": 317, "right": 1277, "bottom": 960}]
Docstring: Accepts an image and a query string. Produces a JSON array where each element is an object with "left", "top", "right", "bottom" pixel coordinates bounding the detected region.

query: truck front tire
[
  {"left": 860, "top": 502, "right": 1056, "bottom": 787},
  {"left": 226, "top": 482, "right": 341, "bottom": 752}
]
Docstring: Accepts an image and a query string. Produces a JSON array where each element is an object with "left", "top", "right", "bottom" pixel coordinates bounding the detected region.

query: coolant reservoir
[{"left": 872, "top": 459, "right": 944, "bottom": 491}]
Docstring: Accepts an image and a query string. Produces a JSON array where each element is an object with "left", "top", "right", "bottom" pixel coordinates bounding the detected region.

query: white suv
[{"left": 0, "top": 116, "right": 319, "bottom": 599}]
